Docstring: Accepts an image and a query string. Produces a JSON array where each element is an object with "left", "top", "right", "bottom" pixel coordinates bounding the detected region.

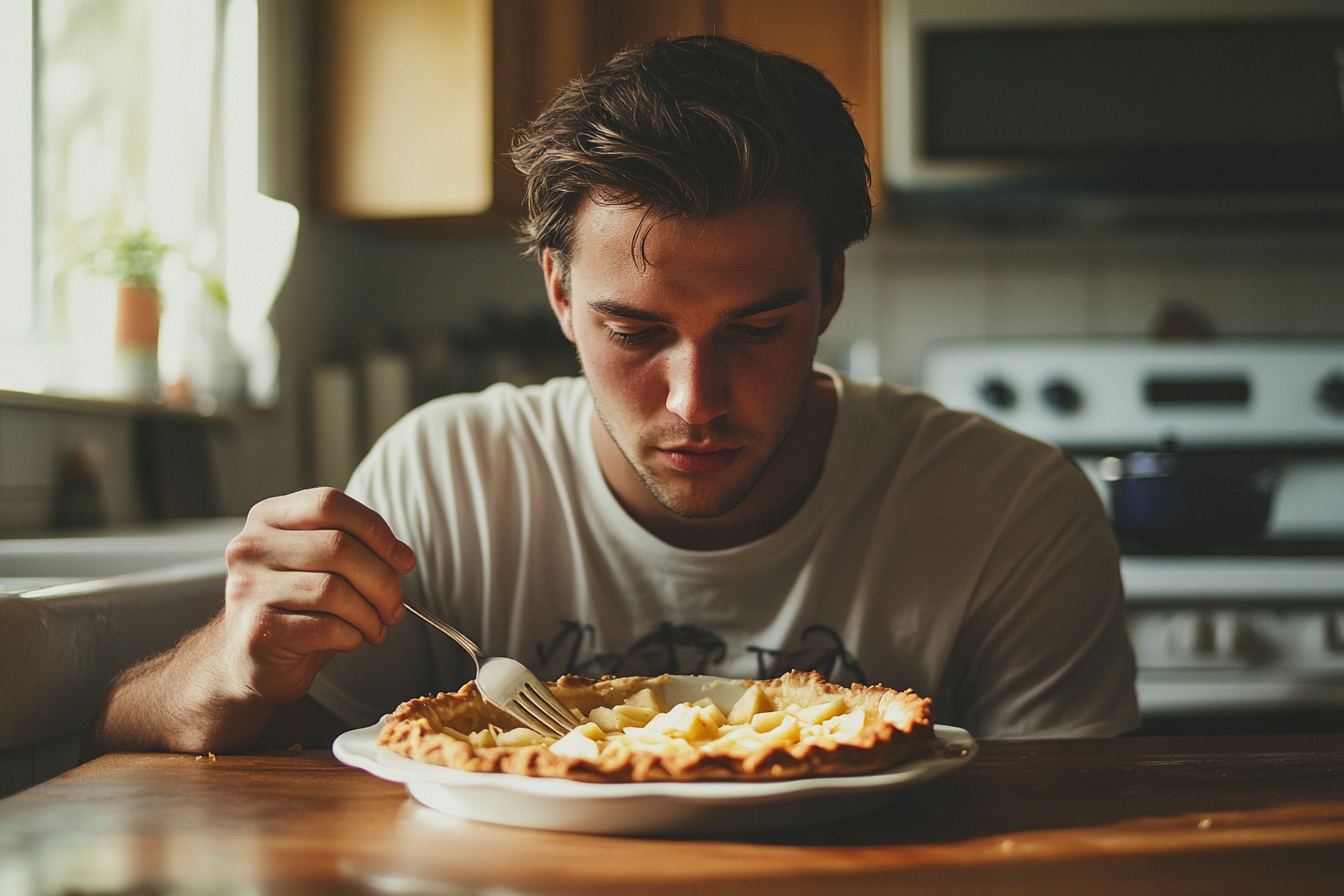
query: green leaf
[{"left": 107, "top": 229, "right": 169, "bottom": 290}]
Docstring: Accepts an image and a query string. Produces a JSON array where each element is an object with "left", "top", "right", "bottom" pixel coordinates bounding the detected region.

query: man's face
[{"left": 545, "top": 198, "right": 842, "bottom": 521}]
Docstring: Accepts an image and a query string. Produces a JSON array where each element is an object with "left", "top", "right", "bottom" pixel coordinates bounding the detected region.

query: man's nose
[{"left": 664, "top": 342, "right": 729, "bottom": 425}]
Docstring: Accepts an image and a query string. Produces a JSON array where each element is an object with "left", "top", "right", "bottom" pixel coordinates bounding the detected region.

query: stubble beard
[{"left": 590, "top": 370, "right": 814, "bottom": 520}]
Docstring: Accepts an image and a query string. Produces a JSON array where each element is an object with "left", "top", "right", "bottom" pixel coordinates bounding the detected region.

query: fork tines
[{"left": 510, "top": 681, "right": 578, "bottom": 738}]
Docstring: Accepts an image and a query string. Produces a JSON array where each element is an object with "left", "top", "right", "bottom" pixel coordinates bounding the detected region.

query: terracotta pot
[
  {"left": 114, "top": 284, "right": 162, "bottom": 400},
  {"left": 115, "top": 285, "right": 160, "bottom": 351}
]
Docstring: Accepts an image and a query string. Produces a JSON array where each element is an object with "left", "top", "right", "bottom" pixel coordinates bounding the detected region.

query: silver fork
[{"left": 402, "top": 599, "right": 577, "bottom": 738}]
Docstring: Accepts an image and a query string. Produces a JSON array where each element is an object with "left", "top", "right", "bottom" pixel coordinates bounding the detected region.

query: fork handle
[{"left": 403, "top": 599, "right": 484, "bottom": 663}]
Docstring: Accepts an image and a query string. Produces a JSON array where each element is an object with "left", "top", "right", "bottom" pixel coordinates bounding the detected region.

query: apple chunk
[
  {"left": 624, "top": 688, "right": 667, "bottom": 714},
  {"left": 795, "top": 698, "right": 848, "bottom": 725},
  {"left": 614, "top": 704, "right": 657, "bottom": 727},
  {"left": 726, "top": 684, "right": 775, "bottom": 725},
  {"left": 587, "top": 706, "right": 623, "bottom": 733},
  {"left": 548, "top": 722, "right": 605, "bottom": 761}
]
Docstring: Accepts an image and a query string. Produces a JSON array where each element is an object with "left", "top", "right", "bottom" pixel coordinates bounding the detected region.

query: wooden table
[{"left": 1, "top": 734, "right": 1341, "bottom": 895}]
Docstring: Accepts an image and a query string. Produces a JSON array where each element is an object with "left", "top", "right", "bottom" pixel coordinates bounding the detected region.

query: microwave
[{"left": 881, "top": 0, "right": 1344, "bottom": 207}]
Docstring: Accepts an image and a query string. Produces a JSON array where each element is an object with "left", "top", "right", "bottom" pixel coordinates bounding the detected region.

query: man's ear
[
  {"left": 818, "top": 253, "right": 846, "bottom": 336},
  {"left": 543, "top": 249, "right": 576, "bottom": 343}
]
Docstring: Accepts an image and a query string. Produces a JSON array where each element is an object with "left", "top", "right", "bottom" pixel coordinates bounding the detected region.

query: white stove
[{"left": 923, "top": 339, "right": 1344, "bottom": 726}]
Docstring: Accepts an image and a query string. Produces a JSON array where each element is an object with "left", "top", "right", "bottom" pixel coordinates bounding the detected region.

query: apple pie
[{"left": 376, "top": 670, "right": 935, "bottom": 782}]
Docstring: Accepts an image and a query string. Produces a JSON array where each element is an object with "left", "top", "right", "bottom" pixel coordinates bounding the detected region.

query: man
[{"left": 86, "top": 36, "right": 1137, "bottom": 756}]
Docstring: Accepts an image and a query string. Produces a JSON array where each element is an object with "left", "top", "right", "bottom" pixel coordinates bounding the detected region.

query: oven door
[
  {"left": 1121, "top": 555, "right": 1344, "bottom": 735},
  {"left": 1074, "top": 453, "right": 1344, "bottom": 734}
]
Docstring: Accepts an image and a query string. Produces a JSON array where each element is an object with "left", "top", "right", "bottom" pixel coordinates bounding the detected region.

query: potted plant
[{"left": 104, "top": 228, "right": 169, "bottom": 399}]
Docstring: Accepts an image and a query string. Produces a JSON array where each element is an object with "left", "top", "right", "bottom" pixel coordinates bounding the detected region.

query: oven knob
[
  {"left": 979, "top": 377, "right": 1018, "bottom": 410},
  {"left": 1167, "top": 613, "right": 1215, "bottom": 659},
  {"left": 1212, "top": 613, "right": 1254, "bottom": 662},
  {"left": 1317, "top": 373, "right": 1344, "bottom": 415},
  {"left": 1326, "top": 612, "right": 1344, "bottom": 653},
  {"left": 1041, "top": 379, "right": 1083, "bottom": 415}
]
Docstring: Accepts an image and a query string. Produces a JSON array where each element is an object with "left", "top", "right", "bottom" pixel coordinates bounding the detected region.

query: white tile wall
[
  {"left": 826, "top": 229, "right": 1344, "bottom": 387},
  {"left": 991, "top": 252, "right": 1092, "bottom": 336}
]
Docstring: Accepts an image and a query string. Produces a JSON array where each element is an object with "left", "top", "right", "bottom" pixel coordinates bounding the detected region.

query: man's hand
[
  {"left": 84, "top": 487, "right": 415, "bottom": 757},
  {"left": 221, "top": 487, "right": 414, "bottom": 706}
]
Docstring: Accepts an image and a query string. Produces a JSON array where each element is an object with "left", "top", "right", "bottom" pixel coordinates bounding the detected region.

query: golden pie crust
[{"left": 376, "top": 670, "right": 935, "bottom": 783}]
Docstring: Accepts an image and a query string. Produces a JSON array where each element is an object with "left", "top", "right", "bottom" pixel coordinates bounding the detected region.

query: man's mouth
[{"left": 657, "top": 446, "right": 743, "bottom": 474}]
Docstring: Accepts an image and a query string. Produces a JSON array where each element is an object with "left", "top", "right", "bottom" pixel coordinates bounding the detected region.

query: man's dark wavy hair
[{"left": 511, "top": 35, "right": 871, "bottom": 288}]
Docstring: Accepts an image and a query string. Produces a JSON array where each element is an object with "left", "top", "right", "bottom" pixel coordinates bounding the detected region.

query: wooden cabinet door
[
  {"left": 716, "top": 0, "right": 883, "bottom": 206},
  {"left": 320, "top": 0, "right": 495, "bottom": 219},
  {"left": 316, "top": 0, "right": 881, "bottom": 225}
]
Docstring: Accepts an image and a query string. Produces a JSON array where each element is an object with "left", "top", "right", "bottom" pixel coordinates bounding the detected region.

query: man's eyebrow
[
  {"left": 722, "top": 290, "right": 809, "bottom": 322},
  {"left": 587, "top": 289, "right": 810, "bottom": 324},
  {"left": 587, "top": 300, "right": 673, "bottom": 323}
]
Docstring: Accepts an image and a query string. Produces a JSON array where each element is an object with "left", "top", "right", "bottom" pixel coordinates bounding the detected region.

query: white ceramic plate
[{"left": 334, "top": 678, "right": 976, "bottom": 836}]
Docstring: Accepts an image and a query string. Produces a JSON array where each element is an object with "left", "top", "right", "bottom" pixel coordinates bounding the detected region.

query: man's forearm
[
  {"left": 82, "top": 615, "right": 275, "bottom": 759},
  {"left": 82, "top": 487, "right": 415, "bottom": 760}
]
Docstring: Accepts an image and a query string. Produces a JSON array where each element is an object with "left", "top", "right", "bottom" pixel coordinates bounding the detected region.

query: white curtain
[{"left": 221, "top": 0, "right": 296, "bottom": 408}]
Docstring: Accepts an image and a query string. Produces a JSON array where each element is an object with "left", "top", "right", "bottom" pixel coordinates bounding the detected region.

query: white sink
[
  {"left": 0, "top": 518, "right": 241, "bottom": 592},
  {"left": 0, "top": 518, "right": 243, "bottom": 796}
]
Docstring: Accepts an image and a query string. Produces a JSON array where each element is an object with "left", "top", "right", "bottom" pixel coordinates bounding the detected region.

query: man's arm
[
  {"left": 941, "top": 453, "right": 1139, "bottom": 739},
  {"left": 82, "top": 488, "right": 414, "bottom": 758}
]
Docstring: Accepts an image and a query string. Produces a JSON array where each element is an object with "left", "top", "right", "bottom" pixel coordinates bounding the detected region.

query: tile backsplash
[
  {"left": 347, "top": 224, "right": 1344, "bottom": 398},
  {"left": 820, "top": 227, "right": 1344, "bottom": 386}
]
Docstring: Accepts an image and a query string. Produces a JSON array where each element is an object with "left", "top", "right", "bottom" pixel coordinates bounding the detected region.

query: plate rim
[{"left": 333, "top": 719, "right": 976, "bottom": 802}]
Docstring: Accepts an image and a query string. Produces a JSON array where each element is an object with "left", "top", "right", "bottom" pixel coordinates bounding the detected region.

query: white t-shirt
[{"left": 310, "top": 369, "right": 1139, "bottom": 739}]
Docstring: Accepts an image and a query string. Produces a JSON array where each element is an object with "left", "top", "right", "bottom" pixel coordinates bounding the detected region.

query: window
[
  {"left": 0, "top": 2, "right": 36, "bottom": 391},
  {"left": 0, "top": 0, "right": 296, "bottom": 410}
]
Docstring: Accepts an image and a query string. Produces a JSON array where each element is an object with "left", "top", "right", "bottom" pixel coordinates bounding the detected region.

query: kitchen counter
[
  {"left": 0, "top": 518, "right": 242, "bottom": 796},
  {"left": 1, "top": 734, "right": 1340, "bottom": 895}
]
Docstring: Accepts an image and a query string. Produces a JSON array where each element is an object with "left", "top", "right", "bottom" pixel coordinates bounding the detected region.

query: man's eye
[
  {"left": 605, "top": 326, "right": 659, "bottom": 346},
  {"left": 735, "top": 321, "right": 786, "bottom": 343}
]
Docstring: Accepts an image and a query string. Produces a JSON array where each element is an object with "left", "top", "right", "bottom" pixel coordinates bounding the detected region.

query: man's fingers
[
  {"left": 226, "top": 565, "right": 386, "bottom": 648},
  {"left": 272, "top": 570, "right": 388, "bottom": 646},
  {"left": 245, "top": 606, "right": 367, "bottom": 668},
  {"left": 228, "top": 526, "right": 405, "bottom": 628},
  {"left": 250, "top": 487, "right": 416, "bottom": 575},
  {"left": 219, "top": 488, "right": 417, "bottom": 713},
  {"left": 314, "top": 529, "right": 405, "bottom": 627}
]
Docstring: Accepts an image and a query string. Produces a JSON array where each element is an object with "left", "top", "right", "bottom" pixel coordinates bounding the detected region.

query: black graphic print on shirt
[{"left": 535, "top": 620, "right": 867, "bottom": 685}]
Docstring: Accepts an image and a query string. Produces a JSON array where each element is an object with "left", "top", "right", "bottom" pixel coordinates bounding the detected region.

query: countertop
[{"left": 1, "top": 733, "right": 1340, "bottom": 895}]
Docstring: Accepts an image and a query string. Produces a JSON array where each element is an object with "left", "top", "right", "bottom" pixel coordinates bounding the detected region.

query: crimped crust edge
[{"left": 376, "top": 670, "right": 935, "bottom": 783}]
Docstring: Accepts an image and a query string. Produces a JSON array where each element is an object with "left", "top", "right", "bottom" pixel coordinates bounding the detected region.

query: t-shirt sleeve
[{"left": 939, "top": 451, "right": 1140, "bottom": 739}]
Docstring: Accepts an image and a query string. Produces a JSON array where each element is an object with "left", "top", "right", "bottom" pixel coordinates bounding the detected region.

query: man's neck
[{"left": 592, "top": 372, "right": 839, "bottom": 551}]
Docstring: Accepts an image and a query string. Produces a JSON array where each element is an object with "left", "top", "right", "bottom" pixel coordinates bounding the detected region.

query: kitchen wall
[
  {"left": 830, "top": 223, "right": 1344, "bottom": 386},
  {"left": 230, "top": 217, "right": 1335, "bottom": 511},
  {"left": 0, "top": 394, "right": 235, "bottom": 533},
  {"left": 8, "top": 4, "right": 1343, "bottom": 528},
  {"left": 13, "top": 217, "right": 1335, "bottom": 530},
  {"left": 233, "top": 219, "right": 557, "bottom": 510},
  {"left": 294, "top": 218, "right": 1344, "bottom": 392},
  {"left": 96, "top": 2, "right": 1344, "bottom": 517},
  {"left": 0, "top": 399, "right": 142, "bottom": 532}
]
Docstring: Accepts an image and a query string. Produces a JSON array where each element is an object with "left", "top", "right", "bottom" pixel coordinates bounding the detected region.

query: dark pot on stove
[{"left": 1101, "top": 450, "right": 1279, "bottom": 547}]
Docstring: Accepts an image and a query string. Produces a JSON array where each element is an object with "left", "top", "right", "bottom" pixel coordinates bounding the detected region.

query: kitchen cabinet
[
  {"left": 316, "top": 0, "right": 882, "bottom": 229},
  {"left": 320, "top": 0, "right": 494, "bottom": 218}
]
